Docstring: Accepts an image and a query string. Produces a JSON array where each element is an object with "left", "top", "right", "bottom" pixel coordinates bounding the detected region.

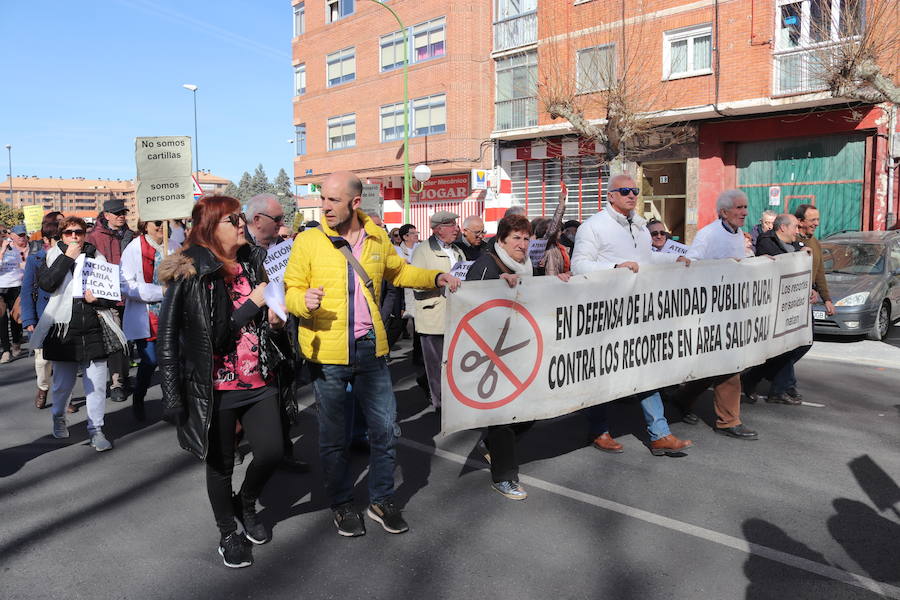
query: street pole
[
  {"left": 4, "top": 145, "right": 11, "bottom": 206},
  {"left": 366, "top": 0, "right": 411, "bottom": 223},
  {"left": 182, "top": 84, "right": 199, "bottom": 176}
]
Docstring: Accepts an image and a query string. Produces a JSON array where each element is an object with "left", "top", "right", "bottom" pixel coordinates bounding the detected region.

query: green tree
[
  {"left": 221, "top": 181, "right": 240, "bottom": 198},
  {"left": 236, "top": 171, "right": 252, "bottom": 203},
  {"left": 248, "top": 164, "right": 272, "bottom": 197},
  {"left": 0, "top": 204, "right": 24, "bottom": 228},
  {"left": 272, "top": 168, "right": 296, "bottom": 225}
]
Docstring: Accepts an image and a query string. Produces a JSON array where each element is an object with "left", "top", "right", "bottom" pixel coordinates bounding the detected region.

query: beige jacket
[{"left": 410, "top": 235, "right": 464, "bottom": 334}]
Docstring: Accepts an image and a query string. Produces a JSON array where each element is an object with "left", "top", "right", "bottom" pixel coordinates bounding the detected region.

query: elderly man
[
  {"left": 647, "top": 219, "right": 671, "bottom": 252},
  {"left": 284, "top": 171, "right": 460, "bottom": 537},
  {"left": 750, "top": 210, "right": 777, "bottom": 252},
  {"left": 411, "top": 211, "right": 466, "bottom": 410},
  {"left": 572, "top": 173, "right": 693, "bottom": 456},
  {"left": 456, "top": 215, "right": 486, "bottom": 261},
  {"left": 680, "top": 190, "right": 758, "bottom": 439},
  {"left": 86, "top": 198, "right": 135, "bottom": 402},
  {"left": 245, "top": 193, "right": 285, "bottom": 249}
]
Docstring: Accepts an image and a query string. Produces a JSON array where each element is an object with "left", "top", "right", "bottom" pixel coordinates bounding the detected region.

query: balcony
[
  {"left": 494, "top": 11, "right": 537, "bottom": 53},
  {"left": 495, "top": 97, "right": 538, "bottom": 131},
  {"left": 773, "top": 47, "right": 832, "bottom": 96}
]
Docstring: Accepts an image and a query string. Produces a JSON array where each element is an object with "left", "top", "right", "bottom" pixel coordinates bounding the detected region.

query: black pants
[
  {"left": 205, "top": 393, "right": 283, "bottom": 535},
  {"left": 0, "top": 286, "right": 22, "bottom": 352},
  {"left": 486, "top": 421, "right": 534, "bottom": 483}
]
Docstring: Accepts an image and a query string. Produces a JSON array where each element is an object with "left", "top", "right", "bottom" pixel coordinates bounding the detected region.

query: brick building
[
  {"left": 290, "top": 0, "right": 495, "bottom": 233},
  {"left": 489, "top": 0, "right": 900, "bottom": 241}
]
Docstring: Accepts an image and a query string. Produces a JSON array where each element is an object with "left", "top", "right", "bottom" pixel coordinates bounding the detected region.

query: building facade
[{"left": 290, "top": 0, "right": 495, "bottom": 233}]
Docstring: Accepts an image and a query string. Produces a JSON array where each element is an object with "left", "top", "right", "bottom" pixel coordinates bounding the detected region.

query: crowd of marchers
[{"left": 4, "top": 171, "right": 831, "bottom": 569}]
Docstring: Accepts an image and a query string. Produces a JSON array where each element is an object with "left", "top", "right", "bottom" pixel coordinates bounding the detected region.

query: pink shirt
[
  {"left": 351, "top": 232, "right": 373, "bottom": 339},
  {"left": 213, "top": 266, "right": 269, "bottom": 391}
]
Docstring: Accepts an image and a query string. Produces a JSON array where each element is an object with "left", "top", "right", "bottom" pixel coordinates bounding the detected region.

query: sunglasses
[
  {"left": 650, "top": 231, "right": 668, "bottom": 238},
  {"left": 258, "top": 212, "right": 284, "bottom": 223},
  {"left": 611, "top": 187, "right": 640, "bottom": 196},
  {"left": 62, "top": 229, "right": 86, "bottom": 236},
  {"left": 221, "top": 213, "right": 247, "bottom": 227}
]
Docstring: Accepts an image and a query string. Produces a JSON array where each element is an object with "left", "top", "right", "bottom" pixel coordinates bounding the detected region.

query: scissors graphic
[{"left": 460, "top": 317, "right": 530, "bottom": 399}]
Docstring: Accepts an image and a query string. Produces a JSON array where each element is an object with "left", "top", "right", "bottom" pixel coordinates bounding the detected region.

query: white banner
[
  {"left": 73, "top": 255, "right": 121, "bottom": 301},
  {"left": 440, "top": 253, "right": 812, "bottom": 434},
  {"left": 135, "top": 136, "right": 194, "bottom": 221}
]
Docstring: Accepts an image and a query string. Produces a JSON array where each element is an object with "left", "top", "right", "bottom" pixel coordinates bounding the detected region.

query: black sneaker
[
  {"left": 333, "top": 503, "right": 366, "bottom": 537},
  {"left": 366, "top": 499, "right": 409, "bottom": 534},
  {"left": 218, "top": 531, "right": 253, "bottom": 568},
  {"left": 232, "top": 494, "right": 268, "bottom": 545}
]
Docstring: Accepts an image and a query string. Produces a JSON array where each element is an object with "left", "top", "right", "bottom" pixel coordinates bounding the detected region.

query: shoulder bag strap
[{"left": 318, "top": 227, "right": 376, "bottom": 299}]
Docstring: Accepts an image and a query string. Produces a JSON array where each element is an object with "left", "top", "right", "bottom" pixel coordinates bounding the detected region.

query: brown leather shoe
[
  {"left": 591, "top": 432, "right": 624, "bottom": 453},
  {"left": 649, "top": 434, "right": 693, "bottom": 456},
  {"left": 34, "top": 388, "right": 48, "bottom": 409}
]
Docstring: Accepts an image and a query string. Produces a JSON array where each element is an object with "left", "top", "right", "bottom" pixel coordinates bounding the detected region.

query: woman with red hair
[{"left": 157, "top": 196, "right": 287, "bottom": 569}]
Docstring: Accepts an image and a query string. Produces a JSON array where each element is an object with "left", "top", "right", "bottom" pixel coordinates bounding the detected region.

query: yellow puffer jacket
[{"left": 284, "top": 211, "right": 441, "bottom": 365}]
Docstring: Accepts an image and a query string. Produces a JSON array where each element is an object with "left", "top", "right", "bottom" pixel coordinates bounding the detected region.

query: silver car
[{"left": 813, "top": 231, "right": 900, "bottom": 341}]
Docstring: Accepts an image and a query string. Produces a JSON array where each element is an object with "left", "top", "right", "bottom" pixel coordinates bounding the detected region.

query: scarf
[
  {"left": 30, "top": 246, "right": 78, "bottom": 349},
  {"left": 494, "top": 243, "right": 532, "bottom": 275},
  {"left": 140, "top": 235, "right": 164, "bottom": 339}
]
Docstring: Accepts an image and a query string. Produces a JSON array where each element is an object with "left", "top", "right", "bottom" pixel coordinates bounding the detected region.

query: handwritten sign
[
  {"left": 73, "top": 255, "right": 121, "bottom": 301},
  {"left": 662, "top": 239, "right": 689, "bottom": 255},
  {"left": 264, "top": 239, "right": 293, "bottom": 286},
  {"left": 528, "top": 239, "right": 548, "bottom": 264},
  {"left": 23, "top": 205, "right": 44, "bottom": 234},
  {"left": 450, "top": 260, "right": 474, "bottom": 280}
]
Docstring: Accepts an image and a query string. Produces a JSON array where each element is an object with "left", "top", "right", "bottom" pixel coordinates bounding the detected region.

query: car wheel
[{"left": 867, "top": 301, "right": 891, "bottom": 341}]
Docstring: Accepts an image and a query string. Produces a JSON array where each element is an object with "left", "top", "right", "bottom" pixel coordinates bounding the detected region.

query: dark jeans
[
  {"left": 310, "top": 330, "right": 398, "bottom": 507},
  {"left": 486, "top": 422, "right": 534, "bottom": 483},
  {"left": 0, "top": 286, "right": 22, "bottom": 352},
  {"left": 585, "top": 391, "right": 671, "bottom": 441},
  {"left": 133, "top": 340, "right": 157, "bottom": 399},
  {"left": 205, "top": 393, "right": 283, "bottom": 535}
]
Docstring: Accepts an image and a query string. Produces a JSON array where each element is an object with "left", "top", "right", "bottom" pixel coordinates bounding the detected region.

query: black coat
[
  {"left": 466, "top": 247, "right": 538, "bottom": 281},
  {"left": 755, "top": 230, "right": 802, "bottom": 257},
  {"left": 157, "top": 244, "right": 289, "bottom": 460},
  {"left": 38, "top": 242, "right": 117, "bottom": 362},
  {"left": 455, "top": 235, "right": 484, "bottom": 262}
]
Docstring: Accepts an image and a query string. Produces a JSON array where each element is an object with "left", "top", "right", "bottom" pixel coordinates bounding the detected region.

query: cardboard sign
[
  {"left": 135, "top": 136, "right": 194, "bottom": 221},
  {"left": 73, "top": 255, "right": 121, "bottom": 301},
  {"left": 23, "top": 205, "right": 44, "bottom": 234},
  {"left": 661, "top": 239, "right": 689, "bottom": 255},
  {"left": 528, "top": 239, "right": 548, "bottom": 264},
  {"left": 450, "top": 260, "right": 474, "bottom": 280}
]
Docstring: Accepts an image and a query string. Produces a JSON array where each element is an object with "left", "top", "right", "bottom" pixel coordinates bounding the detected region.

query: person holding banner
[
  {"left": 31, "top": 217, "right": 125, "bottom": 451},
  {"left": 120, "top": 220, "right": 178, "bottom": 421},
  {"left": 681, "top": 189, "right": 758, "bottom": 440},
  {"left": 0, "top": 224, "right": 30, "bottom": 364},
  {"left": 284, "top": 171, "right": 459, "bottom": 537},
  {"left": 456, "top": 215, "right": 486, "bottom": 261},
  {"left": 570, "top": 174, "right": 694, "bottom": 456},
  {"left": 158, "top": 195, "right": 287, "bottom": 569},
  {"left": 648, "top": 219, "right": 671, "bottom": 252}
]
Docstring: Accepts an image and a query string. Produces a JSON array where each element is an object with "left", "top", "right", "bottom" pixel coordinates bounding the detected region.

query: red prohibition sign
[{"left": 446, "top": 299, "right": 544, "bottom": 410}]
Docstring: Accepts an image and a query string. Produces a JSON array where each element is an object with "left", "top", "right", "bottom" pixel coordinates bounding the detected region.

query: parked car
[{"left": 813, "top": 231, "right": 900, "bottom": 341}]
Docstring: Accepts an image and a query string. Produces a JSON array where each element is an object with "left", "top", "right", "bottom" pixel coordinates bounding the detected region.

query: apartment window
[
  {"left": 380, "top": 31, "right": 406, "bottom": 72},
  {"left": 496, "top": 50, "right": 538, "bottom": 102},
  {"left": 380, "top": 102, "right": 405, "bottom": 142},
  {"left": 412, "top": 17, "right": 446, "bottom": 62},
  {"left": 327, "top": 113, "right": 356, "bottom": 150},
  {"left": 496, "top": 0, "right": 537, "bottom": 20},
  {"left": 776, "top": 0, "right": 861, "bottom": 50},
  {"left": 326, "top": 47, "right": 355, "bottom": 87},
  {"left": 293, "top": 2, "right": 305, "bottom": 36},
  {"left": 326, "top": 0, "right": 354, "bottom": 23},
  {"left": 576, "top": 44, "right": 616, "bottom": 92},
  {"left": 294, "top": 63, "right": 306, "bottom": 95},
  {"left": 295, "top": 124, "right": 307, "bottom": 155},
  {"left": 663, "top": 25, "right": 712, "bottom": 79},
  {"left": 412, "top": 94, "right": 447, "bottom": 136}
]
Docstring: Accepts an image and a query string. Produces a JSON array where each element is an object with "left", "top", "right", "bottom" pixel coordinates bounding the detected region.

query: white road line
[
  {"left": 801, "top": 401, "right": 826, "bottom": 408},
  {"left": 806, "top": 352, "right": 900, "bottom": 371},
  {"left": 399, "top": 437, "right": 900, "bottom": 599}
]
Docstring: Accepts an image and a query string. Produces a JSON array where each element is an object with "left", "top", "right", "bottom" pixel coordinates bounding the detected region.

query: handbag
[{"left": 96, "top": 308, "right": 126, "bottom": 356}]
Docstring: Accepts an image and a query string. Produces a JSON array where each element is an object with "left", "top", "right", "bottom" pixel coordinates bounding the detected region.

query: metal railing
[
  {"left": 773, "top": 47, "right": 832, "bottom": 96},
  {"left": 495, "top": 97, "right": 538, "bottom": 131},
  {"left": 493, "top": 11, "right": 537, "bottom": 53}
]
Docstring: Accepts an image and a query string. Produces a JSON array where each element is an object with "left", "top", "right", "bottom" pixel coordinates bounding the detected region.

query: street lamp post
[
  {"left": 182, "top": 84, "right": 199, "bottom": 176},
  {"left": 4, "top": 145, "right": 11, "bottom": 206}
]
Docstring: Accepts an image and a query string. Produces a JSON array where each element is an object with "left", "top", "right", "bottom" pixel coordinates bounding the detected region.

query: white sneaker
[
  {"left": 52, "top": 416, "right": 69, "bottom": 439},
  {"left": 90, "top": 430, "right": 113, "bottom": 452},
  {"left": 0, "top": 351, "right": 10, "bottom": 364}
]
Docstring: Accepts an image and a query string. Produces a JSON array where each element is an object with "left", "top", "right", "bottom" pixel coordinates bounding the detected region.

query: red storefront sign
[{"left": 415, "top": 174, "right": 470, "bottom": 202}]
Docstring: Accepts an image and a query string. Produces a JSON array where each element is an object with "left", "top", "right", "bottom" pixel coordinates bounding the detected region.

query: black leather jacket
[{"left": 157, "top": 244, "right": 290, "bottom": 460}]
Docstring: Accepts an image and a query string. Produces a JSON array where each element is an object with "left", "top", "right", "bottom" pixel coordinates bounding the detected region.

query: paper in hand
[{"left": 264, "top": 282, "right": 288, "bottom": 322}]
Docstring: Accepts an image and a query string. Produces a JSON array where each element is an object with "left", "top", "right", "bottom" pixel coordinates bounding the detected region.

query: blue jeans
[
  {"left": 134, "top": 340, "right": 157, "bottom": 398},
  {"left": 311, "top": 331, "right": 398, "bottom": 507},
  {"left": 585, "top": 390, "right": 671, "bottom": 441}
]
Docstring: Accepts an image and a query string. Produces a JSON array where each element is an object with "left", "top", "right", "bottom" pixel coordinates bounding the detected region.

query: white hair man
[
  {"left": 571, "top": 173, "right": 693, "bottom": 456},
  {"left": 245, "top": 193, "right": 286, "bottom": 249},
  {"left": 680, "top": 189, "right": 758, "bottom": 440},
  {"left": 456, "top": 215, "right": 485, "bottom": 261}
]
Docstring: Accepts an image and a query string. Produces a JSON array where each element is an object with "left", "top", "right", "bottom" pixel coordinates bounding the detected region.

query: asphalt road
[{"left": 1, "top": 329, "right": 899, "bottom": 600}]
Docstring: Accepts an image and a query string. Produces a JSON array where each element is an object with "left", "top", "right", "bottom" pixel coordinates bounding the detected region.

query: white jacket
[
  {"left": 571, "top": 206, "right": 677, "bottom": 275},
  {"left": 120, "top": 236, "right": 177, "bottom": 340}
]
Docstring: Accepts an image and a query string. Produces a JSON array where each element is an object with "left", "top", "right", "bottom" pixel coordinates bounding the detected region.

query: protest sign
[
  {"left": 440, "top": 253, "right": 812, "bottom": 434},
  {"left": 134, "top": 136, "right": 194, "bottom": 221},
  {"left": 73, "top": 255, "right": 121, "bottom": 301},
  {"left": 264, "top": 282, "right": 288, "bottom": 322},
  {"left": 528, "top": 239, "right": 548, "bottom": 264},
  {"left": 360, "top": 184, "right": 382, "bottom": 217},
  {"left": 661, "top": 239, "right": 689, "bottom": 255},
  {"left": 23, "top": 205, "right": 44, "bottom": 234},
  {"left": 264, "top": 239, "right": 293, "bottom": 286},
  {"left": 450, "top": 260, "right": 474, "bottom": 280}
]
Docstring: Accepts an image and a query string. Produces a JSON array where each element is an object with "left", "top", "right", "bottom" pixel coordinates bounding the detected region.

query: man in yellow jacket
[{"left": 285, "top": 171, "right": 460, "bottom": 538}]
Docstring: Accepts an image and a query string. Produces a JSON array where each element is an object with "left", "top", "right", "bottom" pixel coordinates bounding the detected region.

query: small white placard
[
  {"left": 264, "top": 281, "right": 287, "bottom": 322},
  {"left": 74, "top": 255, "right": 121, "bottom": 301},
  {"left": 263, "top": 239, "right": 293, "bottom": 286},
  {"left": 661, "top": 239, "right": 689, "bottom": 255},
  {"left": 450, "top": 260, "right": 474, "bottom": 280},
  {"left": 528, "top": 239, "right": 548, "bottom": 264}
]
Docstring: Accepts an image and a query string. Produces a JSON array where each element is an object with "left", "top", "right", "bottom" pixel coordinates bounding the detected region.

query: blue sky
[{"left": 2, "top": 0, "right": 295, "bottom": 185}]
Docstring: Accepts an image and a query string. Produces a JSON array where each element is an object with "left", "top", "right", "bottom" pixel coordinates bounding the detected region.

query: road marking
[
  {"left": 801, "top": 401, "right": 826, "bottom": 407},
  {"left": 806, "top": 352, "right": 900, "bottom": 371},
  {"left": 399, "top": 437, "right": 900, "bottom": 599}
]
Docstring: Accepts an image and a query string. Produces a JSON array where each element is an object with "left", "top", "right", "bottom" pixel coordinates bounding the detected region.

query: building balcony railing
[
  {"left": 493, "top": 12, "right": 537, "bottom": 53},
  {"left": 495, "top": 97, "right": 538, "bottom": 131},
  {"left": 772, "top": 46, "right": 833, "bottom": 96}
]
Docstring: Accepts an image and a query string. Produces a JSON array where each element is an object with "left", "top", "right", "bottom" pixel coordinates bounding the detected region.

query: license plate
[{"left": 813, "top": 310, "right": 826, "bottom": 320}]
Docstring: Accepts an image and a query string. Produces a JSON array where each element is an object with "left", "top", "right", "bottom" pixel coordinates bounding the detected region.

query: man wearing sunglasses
[
  {"left": 86, "top": 198, "right": 135, "bottom": 403},
  {"left": 245, "top": 194, "right": 286, "bottom": 249},
  {"left": 571, "top": 174, "right": 693, "bottom": 457}
]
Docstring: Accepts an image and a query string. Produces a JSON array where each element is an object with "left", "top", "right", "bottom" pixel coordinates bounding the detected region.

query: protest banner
[
  {"left": 134, "top": 136, "right": 194, "bottom": 222},
  {"left": 440, "top": 253, "right": 812, "bottom": 434},
  {"left": 23, "top": 205, "right": 44, "bottom": 234},
  {"left": 73, "top": 255, "right": 121, "bottom": 301},
  {"left": 662, "top": 239, "right": 689, "bottom": 255}
]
